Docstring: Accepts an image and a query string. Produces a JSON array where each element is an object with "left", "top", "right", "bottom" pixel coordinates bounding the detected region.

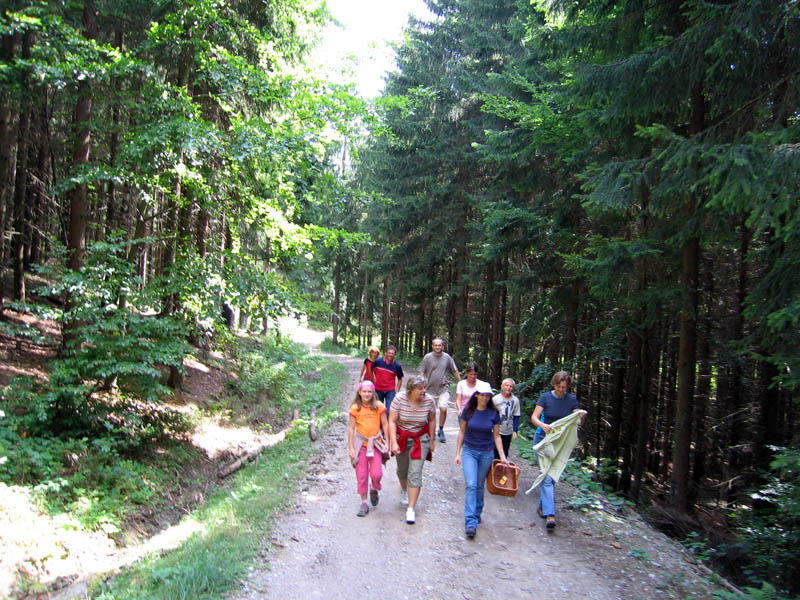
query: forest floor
[{"left": 0, "top": 311, "right": 731, "bottom": 599}]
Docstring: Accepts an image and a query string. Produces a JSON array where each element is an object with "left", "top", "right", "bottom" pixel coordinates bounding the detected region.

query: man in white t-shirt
[{"left": 417, "top": 338, "right": 460, "bottom": 443}]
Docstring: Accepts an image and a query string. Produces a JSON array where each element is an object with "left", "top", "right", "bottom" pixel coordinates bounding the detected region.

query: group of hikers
[{"left": 348, "top": 338, "right": 586, "bottom": 539}]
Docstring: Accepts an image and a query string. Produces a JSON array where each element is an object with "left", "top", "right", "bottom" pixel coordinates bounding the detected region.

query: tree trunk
[
  {"left": 105, "top": 30, "right": 123, "bottom": 235},
  {"left": 722, "top": 221, "right": 748, "bottom": 502},
  {"left": 670, "top": 79, "right": 705, "bottom": 511},
  {"left": 564, "top": 279, "right": 580, "bottom": 362},
  {"left": 28, "top": 85, "right": 49, "bottom": 268},
  {"left": 605, "top": 359, "right": 625, "bottom": 490},
  {"left": 331, "top": 250, "right": 342, "bottom": 345},
  {"left": 11, "top": 30, "right": 34, "bottom": 302},
  {"left": 490, "top": 256, "right": 507, "bottom": 387},
  {"left": 381, "top": 278, "right": 390, "bottom": 350},
  {"left": 416, "top": 297, "right": 425, "bottom": 356},
  {"left": 0, "top": 32, "right": 21, "bottom": 310}
]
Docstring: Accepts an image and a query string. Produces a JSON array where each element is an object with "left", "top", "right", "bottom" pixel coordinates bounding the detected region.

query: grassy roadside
[{"left": 88, "top": 352, "right": 347, "bottom": 599}]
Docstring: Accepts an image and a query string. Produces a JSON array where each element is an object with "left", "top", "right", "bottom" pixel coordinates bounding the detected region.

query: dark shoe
[
  {"left": 438, "top": 428, "right": 446, "bottom": 443},
  {"left": 357, "top": 502, "right": 369, "bottom": 517},
  {"left": 546, "top": 515, "right": 556, "bottom": 530},
  {"left": 465, "top": 526, "right": 477, "bottom": 539},
  {"left": 537, "top": 506, "right": 545, "bottom": 519},
  {"left": 370, "top": 489, "right": 379, "bottom": 507}
]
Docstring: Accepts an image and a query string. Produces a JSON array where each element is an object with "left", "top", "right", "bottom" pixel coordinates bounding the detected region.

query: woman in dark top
[
  {"left": 455, "top": 381, "right": 508, "bottom": 539},
  {"left": 530, "top": 370, "right": 583, "bottom": 530}
]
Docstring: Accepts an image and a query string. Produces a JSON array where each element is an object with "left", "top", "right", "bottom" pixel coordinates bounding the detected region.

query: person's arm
[
  {"left": 451, "top": 358, "right": 461, "bottom": 383},
  {"left": 455, "top": 381, "right": 464, "bottom": 413},
  {"left": 428, "top": 407, "right": 436, "bottom": 452},
  {"left": 531, "top": 405, "right": 551, "bottom": 434},
  {"left": 493, "top": 423, "right": 507, "bottom": 462},
  {"left": 380, "top": 410, "right": 389, "bottom": 443},
  {"left": 395, "top": 377, "right": 403, "bottom": 394},
  {"left": 572, "top": 407, "right": 587, "bottom": 425},
  {"left": 359, "top": 363, "right": 367, "bottom": 381},
  {"left": 348, "top": 415, "right": 357, "bottom": 463},
  {"left": 389, "top": 409, "right": 400, "bottom": 455},
  {"left": 454, "top": 418, "right": 467, "bottom": 465},
  {"left": 512, "top": 415, "right": 520, "bottom": 439},
  {"left": 512, "top": 397, "right": 521, "bottom": 439}
]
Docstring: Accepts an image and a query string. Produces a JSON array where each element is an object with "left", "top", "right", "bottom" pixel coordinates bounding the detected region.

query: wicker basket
[{"left": 486, "top": 460, "right": 520, "bottom": 497}]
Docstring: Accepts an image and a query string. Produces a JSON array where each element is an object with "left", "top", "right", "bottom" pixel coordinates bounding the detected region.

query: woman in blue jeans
[
  {"left": 530, "top": 370, "right": 584, "bottom": 530},
  {"left": 454, "top": 381, "right": 508, "bottom": 539}
]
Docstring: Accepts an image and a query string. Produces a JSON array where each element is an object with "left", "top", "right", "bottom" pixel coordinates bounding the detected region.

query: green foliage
[
  {"left": 0, "top": 419, "right": 195, "bottom": 530},
  {"left": 89, "top": 356, "right": 346, "bottom": 600},
  {"left": 0, "top": 238, "right": 190, "bottom": 448},
  {"left": 628, "top": 547, "right": 651, "bottom": 562},
  {"left": 225, "top": 350, "right": 295, "bottom": 417},
  {"left": 562, "top": 459, "right": 632, "bottom": 513},
  {"left": 730, "top": 447, "right": 800, "bottom": 595},
  {"left": 683, "top": 531, "right": 717, "bottom": 564},
  {"left": 714, "top": 582, "right": 785, "bottom": 600},
  {"left": 318, "top": 337, "right": 365, "bottom": 357}
]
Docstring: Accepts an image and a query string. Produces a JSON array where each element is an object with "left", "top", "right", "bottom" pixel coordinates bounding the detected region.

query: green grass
[
  {"left": 89, "top": 358, "right": 346, "bottom": 599},
  {"left": 318, "top": 336, "right": 364, "bottom": 357}
]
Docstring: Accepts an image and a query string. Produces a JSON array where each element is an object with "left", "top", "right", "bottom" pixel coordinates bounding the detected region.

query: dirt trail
[{"left": 234, "top": 335, "right": 722, "bottom": 600}]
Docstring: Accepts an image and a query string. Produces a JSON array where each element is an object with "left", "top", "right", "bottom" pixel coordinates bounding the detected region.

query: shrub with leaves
[
  {"left": 732, "top": 446, "right": 800, "bottom": 595},
  {"left": 0, "top": 236, "right": 192, "bottom": 475}
]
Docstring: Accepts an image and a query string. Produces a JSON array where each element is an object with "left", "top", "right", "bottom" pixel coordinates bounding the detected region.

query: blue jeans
[
  {"left": 376, "top": 389, "right": 396, "bottom": 413},
  {"left": 462, "top": 446, "right": 493, "bottom": 529},
  {"left": 534, "top": 432, "right": 555, "bottom": 517}
]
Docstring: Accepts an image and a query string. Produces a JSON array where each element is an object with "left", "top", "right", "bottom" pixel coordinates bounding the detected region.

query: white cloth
[{"left": 525, "top": 410, "right": 587, "bottom": 493}]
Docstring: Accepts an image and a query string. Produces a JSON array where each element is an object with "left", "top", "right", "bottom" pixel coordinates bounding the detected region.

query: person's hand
[
  {"left": 512, "top": 432, "right": 518, "bottom": 440},
  {"left": 349, "top": 448, "right": 355, "bottom": 463},
  {"left": 454, "top": 454, "right": 461, "bottom": 465},
  {"left": 391, "top": 442, "right": 400, "bottom": 455},
  {"left": 541, "top": 423, "right": 552, "bottom": 434}
]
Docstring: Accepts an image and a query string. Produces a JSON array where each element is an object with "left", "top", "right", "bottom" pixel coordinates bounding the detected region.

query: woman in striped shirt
[{"left": 389, "top": 375, "right": 436, "bottom": 524}]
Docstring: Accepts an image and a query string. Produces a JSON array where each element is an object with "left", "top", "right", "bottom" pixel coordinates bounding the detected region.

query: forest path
[{"left": 233, "top": 322, "right": 721, "bottom": 600}]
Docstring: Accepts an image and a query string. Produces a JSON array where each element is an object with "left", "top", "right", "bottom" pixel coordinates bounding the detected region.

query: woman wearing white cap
[{"left": 454, "top": 381, "right": 508, "bottom": 539}]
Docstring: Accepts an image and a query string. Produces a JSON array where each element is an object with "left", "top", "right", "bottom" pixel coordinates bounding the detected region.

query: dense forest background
[{"left": 1, "top": 0, "right": 798, "bottom": 596}]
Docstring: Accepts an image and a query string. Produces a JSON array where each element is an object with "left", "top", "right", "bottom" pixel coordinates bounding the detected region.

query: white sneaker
[
  {"left": 405, "top": 507, "right": 415, "bottom": 524},
  {"left": 401, "top": 489, "right": 409, "bottom": 505}
]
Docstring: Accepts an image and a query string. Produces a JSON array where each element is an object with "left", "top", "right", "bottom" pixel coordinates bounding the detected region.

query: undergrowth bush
[
  {"left": 222, "top": 334, "right": 327, "bottom": 424},
  {"left": 728, "top": 446, "right": 800, "bottom": 596}
]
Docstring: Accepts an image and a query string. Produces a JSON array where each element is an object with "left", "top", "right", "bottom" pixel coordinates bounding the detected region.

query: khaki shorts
[
  {"left": 395, "top": 433, "right": 431, "bottom": 488},
  {"left": 431, "top": 390, "right": 450, "bottom": 410}
]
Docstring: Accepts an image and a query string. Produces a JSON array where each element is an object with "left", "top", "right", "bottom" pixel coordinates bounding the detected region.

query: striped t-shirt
[{"left": 390, "top": 390, "right": 436, "bottom": 432}]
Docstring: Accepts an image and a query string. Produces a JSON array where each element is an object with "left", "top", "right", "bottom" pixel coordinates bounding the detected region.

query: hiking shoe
[
  {"left": 546, "top": 516, "right": 556, "bottom": 530},
  {"left": 537, "top": 506, "right": 545, "bottom": 519},
  {"left": 357, "top": 502, "right": 369, "bottom": 517},
  {"left": 438, "top": 428, "right": 446, "bottom": 443},
  {"left": 401, "top": 489, "right": 409, "bottom": 505},
  {"left": 406, "top": 507, "right": 416, "bottom": 524},
  {"left": 370, "top": 489, "right": 379, "bottom": 507},
  {"left": 465, "top": 526, "right": 477, "bottom": 539}
]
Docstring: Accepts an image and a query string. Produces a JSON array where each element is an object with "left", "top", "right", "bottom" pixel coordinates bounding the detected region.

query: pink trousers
[{"left": 355, "top": 445, "right": 383, "bottom": 495}]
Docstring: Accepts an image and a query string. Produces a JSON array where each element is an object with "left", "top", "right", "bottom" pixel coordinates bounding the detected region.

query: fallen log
[{"left": 218, "top": 420, "right": 296, "bottom": 479}]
